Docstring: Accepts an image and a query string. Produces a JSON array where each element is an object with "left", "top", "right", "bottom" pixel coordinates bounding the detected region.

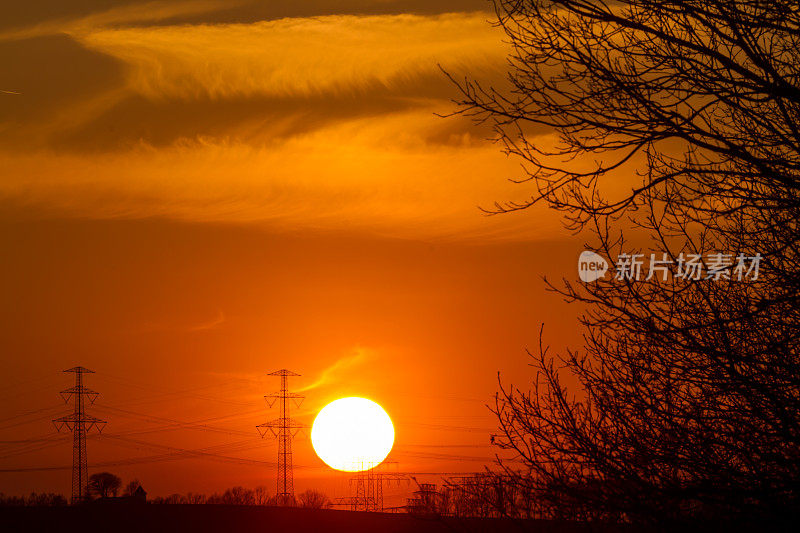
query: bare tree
[
  {"left": 253, "top": 486, "right": 270, "bottom": 506},
  {"left": 0, "top": 493, "right": 67, "bottom": 507},
  {"left": 152, "top": 492, "right": 206, "bottom": 504},
  {"left": 297, "top": 489, "right": 330, "bottom": 509},
  {"left": 450, "top": 0, "right": 800, "bottom": 526},
  {"left": 185, "top": 492, "right": 206, "bottom": 504},
  {"left": 88, "top": 472, "right": 122, "bottom": 499},
  {"left": 155, "top": 493, "right": 187, "bottom": 504},
  {"left": 205, "top": 487, "right": 256, "bottom": 505},
  {"left": 25, "top": 493, "right": 68, "bottom": 507},
  {"left": 122, "top": 479, "right": 141, "bottom": 497}
]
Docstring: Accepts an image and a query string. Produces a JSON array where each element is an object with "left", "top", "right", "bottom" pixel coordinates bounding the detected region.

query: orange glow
[{"left": 0, "top": 1, "right": 582, "bottom": 504}]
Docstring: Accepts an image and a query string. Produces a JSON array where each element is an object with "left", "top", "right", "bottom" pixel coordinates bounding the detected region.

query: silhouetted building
[{"left": 132, "top": 486, "right": 146, "bottom": 503}]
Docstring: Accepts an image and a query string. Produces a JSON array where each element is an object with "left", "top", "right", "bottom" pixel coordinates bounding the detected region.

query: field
[{"left": 0, "top": 505, "right": 622, "bottom": 533}]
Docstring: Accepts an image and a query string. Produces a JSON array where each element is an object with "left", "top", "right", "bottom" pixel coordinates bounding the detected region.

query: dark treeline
[
  {"left": 440, "top": 473, "right": 644, "bottom": 521},
  {"left": 0, "top": 492, "right": 67, "bottom": 507},
  {"left": 0, "top": 487, "right": 329, "bottom": 508},
  {"left": 150, "top": 487, "right": 330, "bottom": 509},
  {"left": 86, "top": 471, "right": 329, "bottom": 508},
  {"left": 1, "top": 470, "right": 329, "bottom": 509},
  {"left": 151, "top": 486, "right": 269, "bottom": 505},
  {"left": 411, "top": 474, "right": 551, "bottom": 519}
]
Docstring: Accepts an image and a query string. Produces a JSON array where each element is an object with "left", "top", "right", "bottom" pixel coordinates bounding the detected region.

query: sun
[{"left": 311, "top": 397, "right": 394, "bottom": 472}]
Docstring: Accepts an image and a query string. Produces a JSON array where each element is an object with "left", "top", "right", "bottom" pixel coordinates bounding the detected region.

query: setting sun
[{"left": 311, "top": 397, "right": 394, "bottom": 472}]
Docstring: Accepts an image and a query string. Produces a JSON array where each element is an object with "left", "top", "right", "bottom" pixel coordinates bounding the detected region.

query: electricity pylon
[
  {"left": 350, "top": 461, "right": 405, "bottom": 512},
  {"left": 53, "top": 367, "right": 106, "bottom": 504},
  {"left": 350, "top": 463, "right": 377, "bottom": 511},
  {"left": 257, "top": 369, "right": 304, "bottom": 506}
]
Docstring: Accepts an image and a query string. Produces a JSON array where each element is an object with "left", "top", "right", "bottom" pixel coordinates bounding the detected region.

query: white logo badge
[{"left": 578, "top": 251, "right": 608, "bottom": 282}]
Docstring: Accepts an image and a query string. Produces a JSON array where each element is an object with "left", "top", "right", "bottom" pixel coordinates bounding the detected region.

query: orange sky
[{"left": 0, "top": 0, "right": 585, "bottom": 505}]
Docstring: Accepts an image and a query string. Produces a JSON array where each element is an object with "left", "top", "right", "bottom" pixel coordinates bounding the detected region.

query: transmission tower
[
  {"left": 257, "top": 369, "right": 304, "bottom": 506},
  {"left": 53, "top": 367, "right": 106, "bottom": 504},
  {"left": 349, "top": 461, "right": 406, "bottom": 512},
  {"left": 350, "top": 463, "right": 377, "bottom": 511}
]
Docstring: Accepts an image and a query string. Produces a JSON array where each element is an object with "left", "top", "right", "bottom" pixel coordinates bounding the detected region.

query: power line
[
  {"left": 0, "top": 437, "right": 69, "bottom": 460},
  {"left": 0, "top": 407, "right": 64, "bottom": 431},
  {"left": 92, "top": 404, "right": 262, "bottom": 438},
  {"left": 0, "top": 432, "right": 321, "bottom": 473},
  {"left": 98, "top": 434, "right": 278, "bottom": 467},
  {"left": 402, "top": 421, "right": 495, "bottom": 433},
  {"left": 0, "top": 405, "right": 63, "bottom": 425},
  {"left": 393, "top": 451, "right": 496, "bottom": 462},
  {"left": 0, "top": 374, "right": 63, "bottom": 403},
  {"left": 93, "top": 371, "right": 255, "bottom": 407}
]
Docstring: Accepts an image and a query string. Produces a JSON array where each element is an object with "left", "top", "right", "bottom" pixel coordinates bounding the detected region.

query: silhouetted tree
[
  {"left": 0, "top": 493, "right": 25, "bottom": 507},
  {"left": 26, "top": 492, "right": 68, "bottom": 507},
  {"left": 0, "top": 492, "right": 67, "bottom": 507},
  {"left": 122, "top": 479, "right": 141, "bottom": 497},
  {"left": 253, "top": 486, "right": 270, "bottom": 506},
  {"left": 297, "top": 489, "right": 330, "bottom": 509},
  {"left": 206, "top": 486, "right": 255, "bottom": 505},
  {"left": 442, "top": 474, "right": 534, "bottom": 519},
  {"left": 150, "top": 487, "right": 270, "bottom": 505},
  {"left": 185, "top": 492, "right": 207, "bottom": 504},
  {"left": 160, "top": 494, "right": 187, "bottom": 504},
  {"left": 451, "top": 0, "right": 800, "bottom": 525},
  {"left": 88, "top": 472, "right": 122, "bottom": 499},
  {"left": 225, "top": 486, "right": 255, "bottom": 505}
]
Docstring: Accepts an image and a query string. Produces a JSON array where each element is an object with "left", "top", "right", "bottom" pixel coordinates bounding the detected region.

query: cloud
[
  {"left": 298, "top": 347, "right": 374, "bottom": 393},
  {"left": 0, "top": 1, "right": 236, "bottom": 41},
  {"left": 186, "top": 309, "right": 227, "bottom": 331},
  {"left": 0, "top": 34, "right": 125, "bottom": 146},
  {"left": 139, "top": 310, "right": 226, "bottom": 332},
  {"left": 0, "top": 107, "right": 561, "bottom": 241},
  {"left": 0, "top": 11, "right": 563, "bottom": 241},
  {"left": 0, "top": 1, "right": 491, "bottom": 36},
  {"left": 40, "top": 76, "right": 487, "bottom": 152},
  {"left": 73, "top": 13, "right": 507, "bottom": 100},
  {"left": 3, "top": 12, "right": 510, "bottom": 151}
]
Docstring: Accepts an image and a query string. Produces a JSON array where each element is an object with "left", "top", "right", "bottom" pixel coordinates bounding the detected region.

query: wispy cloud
[
  {"left": 186, "top": 309, "right": 226, "bottom": 331},
  {"left": 0, "top": 0, "right": 235, "bottom": 42},
  {"left": 298, "top": 347, "right": 374, "bottom": 393},
  {"left": 73, "top": 13, "right": 506, "bottom": 100},
  {"left": 141, "top": 309, "right": 227, "bottom": 332},
  {"left": 0, "top": 107, "right": 560, "bottom": 241},
  {"left": 0, "top": 10, "right": 563, "bottom": 241}
]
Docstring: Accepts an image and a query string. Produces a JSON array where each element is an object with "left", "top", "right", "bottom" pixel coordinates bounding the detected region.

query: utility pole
[
  {"left": 257, "top": 369, "right": 304, "bottom": 506},
  {"left": 53, "top": 367, "right": 106, "bottom": 504}
]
